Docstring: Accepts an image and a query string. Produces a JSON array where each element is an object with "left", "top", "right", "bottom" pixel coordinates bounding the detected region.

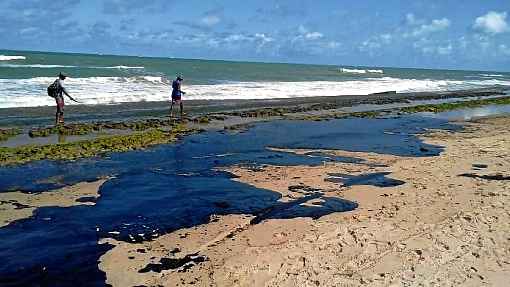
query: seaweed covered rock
[
  {"left": 0, "top": 128, "right": 21, "bottom": 142},
  {"left": 28, "top": 119, "right": 179, "bottom": 138},
  {"left": 1, "top": 125, "right": 196, "bottom": 165},
  {"left": 400, "top": 96, "right": 510, "bottom": 114}
]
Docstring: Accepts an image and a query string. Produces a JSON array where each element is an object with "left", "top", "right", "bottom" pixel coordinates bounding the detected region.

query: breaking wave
[
  {"left": 95, "top": 66, "right": 145, "bottom": 69},
  {"left": 1, "top": 76, "right": 509, "bottom": 108},
  {"left": 340, "top": 68, "right": 384, "bottom": 74},
  {"left": 0, "top": 55, "right": 26, "bottom": 61},
  {"left": 0, "top": 64, "right": 78, "bottom": 68},
  {"left": 480, "top": 74, "right": 505, "bottom": 78},
  {"left": 0, "top": 64, "right": 144, "bottom": 69}
]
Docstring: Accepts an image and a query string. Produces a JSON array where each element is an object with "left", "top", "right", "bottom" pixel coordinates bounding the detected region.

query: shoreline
[{"left": 0, "top": 87, "right": 507, "bottom": 127}]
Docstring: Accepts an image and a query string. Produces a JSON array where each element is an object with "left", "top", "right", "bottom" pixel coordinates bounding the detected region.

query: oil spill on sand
[{"left": 0, "top": 115, "right": 455, "bottom": 286}]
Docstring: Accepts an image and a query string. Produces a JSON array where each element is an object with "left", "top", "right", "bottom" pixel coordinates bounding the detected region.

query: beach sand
[
  {"left": 98, "top": 116, "right": 510, "bottom": 286},
  {"left": 0, "top": 179, "right": 108, "bottom": 227}
]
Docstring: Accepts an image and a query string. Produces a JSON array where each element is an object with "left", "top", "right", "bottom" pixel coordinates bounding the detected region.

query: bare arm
[{"left": 62, "top": 88, "right": 80, "bottom": 103}]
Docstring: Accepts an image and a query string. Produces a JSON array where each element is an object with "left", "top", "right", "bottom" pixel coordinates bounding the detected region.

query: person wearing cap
[
  {"left": 170, "top": 75, "right": 186, "bottom": 119},
  {"left": 47, "top": 73, "right": 79, "bottom": 125}
]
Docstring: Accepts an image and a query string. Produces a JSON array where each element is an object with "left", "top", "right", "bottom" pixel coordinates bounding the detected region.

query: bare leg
[
  {"left": 179, "top": 101, "right": 183, "bottom": 119},
  {"left": 170, "top": 101, "right": 174, "bottom": 118},
  {"left": 55, "top": 111, "right": 59, "bottom": 125}
]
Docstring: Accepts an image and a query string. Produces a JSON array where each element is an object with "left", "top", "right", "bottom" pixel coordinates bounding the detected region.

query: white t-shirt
[{"left": 57, "top": 79, "right": 65, "bottom": 89}]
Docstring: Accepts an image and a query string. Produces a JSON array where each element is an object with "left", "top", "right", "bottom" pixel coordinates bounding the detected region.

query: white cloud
[
  {"left": 474, "top": 11, "right": 508, "bottom": 34},
  {"left": 411, "top": 37, "right": 453, "bottom": 56},
  {"left": 296, "top": 25, "right": 324, "bottom": 40},
  {"left": 359, "top": 33, "right": 392, "bottom": 55},
  {"left": 419, "top": 44, "right": 452, "bottom": 56},
  {"left": 305, "top": 32, "right": 323, "bottom": 40},
  {"left": 254, "top": 33, "right": 274, "bottom": 43},
  {"left": 437, "top": 44, "right": 453, "bottom": 55},
  {"left": 380, "top": 34, "right": 392, "bottom": 43},
  {"left": 224, "top": 34, "right": 249, "bottom": 42},
  {"left": 411, "top": 18, "right": 450, "bottom": 37},
  {"left": 201, "top": 15, "right": 221, "bottom": 26}
]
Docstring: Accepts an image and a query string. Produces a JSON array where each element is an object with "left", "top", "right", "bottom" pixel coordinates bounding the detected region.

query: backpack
[{"left": 47, "top": 80, "right": 60, "bottom": 98}]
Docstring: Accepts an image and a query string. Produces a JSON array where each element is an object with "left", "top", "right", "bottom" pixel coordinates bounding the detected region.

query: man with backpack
[
  {"left": 170, "top": 75, "right": 186, "bottom": 119},
  {"left": 47, "top": 73, "right": 79, "bottom": 125}
]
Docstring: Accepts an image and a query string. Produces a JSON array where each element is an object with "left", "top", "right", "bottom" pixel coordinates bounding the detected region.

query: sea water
[{"left": 1, "top": 49, "right": 509, "bottom": 108}]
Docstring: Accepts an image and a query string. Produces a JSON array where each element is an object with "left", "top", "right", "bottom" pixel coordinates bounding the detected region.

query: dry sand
[
  {"left": 99, "top": 116, "right": 510, "bottom": 286},
  {"left": 0, "top": 179, "right": 108, "bottom": 227}
]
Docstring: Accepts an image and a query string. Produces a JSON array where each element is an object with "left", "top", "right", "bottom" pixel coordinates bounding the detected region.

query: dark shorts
[{"left": 171, "top": 95, "right": 182, "bottom": 102}]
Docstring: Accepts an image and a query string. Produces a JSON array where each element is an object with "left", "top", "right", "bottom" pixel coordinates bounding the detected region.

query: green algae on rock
[
  {"left": 28, "top": 119, "right": 178, "bottom": 138},
  {"left": 0, "top": 125, "right": 196, "bottom": 165},
  {"left": 400, "top": 96, "right": 510, "bottom": 114},
  {"left": 0, "top": 128, "right": 22, "bottom": 142}
]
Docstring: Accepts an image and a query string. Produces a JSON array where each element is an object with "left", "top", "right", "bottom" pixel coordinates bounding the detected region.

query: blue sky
[{"left": 1, "top": 0, "right": 510, "bottom": 71}]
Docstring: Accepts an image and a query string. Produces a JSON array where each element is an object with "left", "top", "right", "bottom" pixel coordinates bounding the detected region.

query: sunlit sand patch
[
  {"left": 0, "top": 179, "right": 108, "bottom": 227},
  {"left": 99, "top": 214, "right": 254, "bottom": 287},
  {"left": 224, "top": 147, "right": 408, "bottom": 204}
]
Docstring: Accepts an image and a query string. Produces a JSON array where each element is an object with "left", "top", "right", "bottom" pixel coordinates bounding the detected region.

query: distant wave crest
[
  {"left": 340, "top": 68, "right": 384, "bottom": 74},
  {"left": 98, "top": 65, "right": 145, "bottom": 69},
  {"left": 0, "top": 64, "right": 77, "bottom": 68},
  {"left": 0, "top": 55, "right": 26, "bottom": 61},
  {"left": 480, "top": 74, "right": 505, "bottom": 78},
  {"left": 0, "top": 63, "right": 144, "bottom": 69}
]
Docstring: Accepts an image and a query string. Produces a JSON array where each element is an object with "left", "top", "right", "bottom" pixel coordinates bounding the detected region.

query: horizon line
[{"left": 0, "top": 47, "right": 508, "bottom": 74}]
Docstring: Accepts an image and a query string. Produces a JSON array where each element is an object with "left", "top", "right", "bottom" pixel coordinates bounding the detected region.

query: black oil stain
[
  {"left": 138, "top": 254, "right": 207, "bottom": 273},
  {"left": 326, "top": 172, "right": 405, "bottom": 188},
  {"left": 459, "top": 173, "right": 510, "bottom": 181}
]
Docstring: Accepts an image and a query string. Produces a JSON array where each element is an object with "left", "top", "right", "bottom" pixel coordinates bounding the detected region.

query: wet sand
[
  {"left": 99, "top": 116, "right": 510, "bottom": 286},
  {"left": 0, "top": 179, "right": 107, "bottom": 227}
]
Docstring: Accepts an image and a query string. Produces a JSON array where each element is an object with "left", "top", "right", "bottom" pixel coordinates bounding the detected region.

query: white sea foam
[
  {"left": 0, "top": 64, "right": 144, "bottom": 69},
  {"left": 0, "top": 55, "right": 26, "bottom": 61},
  {"left": 0, "top": 64, "right": 78, "bottom": 68},
  {"left": 480, "top": 74, "right": 505, "bottom": 78},
  {"left": 340, "top": 68, "right": 384, "bottom": 74},
  {"left": 0, "top": 76, "right": 509, "bottom": 108},
  {"left": 99, "top": 65, "right": 145, "bottom": 69}
]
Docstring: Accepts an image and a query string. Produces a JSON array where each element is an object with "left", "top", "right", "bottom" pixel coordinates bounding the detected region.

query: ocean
[{"left": 1, "top": 49, "right": 509, "bottom": 109}]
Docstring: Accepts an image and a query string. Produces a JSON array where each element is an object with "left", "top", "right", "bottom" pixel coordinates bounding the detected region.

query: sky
[{"left": 1, "top": 0, "right": 510, "bottom": 71}]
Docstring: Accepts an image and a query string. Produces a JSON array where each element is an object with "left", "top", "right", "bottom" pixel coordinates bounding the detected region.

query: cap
[
  {"left": 59, "top": 72, "right": 67, "bottom": 79},
  {"left": 176, "top": 75, "right": 183, "bottom": 81}
]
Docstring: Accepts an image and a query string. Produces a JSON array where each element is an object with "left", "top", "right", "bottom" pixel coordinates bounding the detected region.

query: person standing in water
[
  {"left": 170, "top": 75, "right": 186, "bottom": 119},
  {"left": 47, "top": 73, "right": 79, "bottom": 125}
]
